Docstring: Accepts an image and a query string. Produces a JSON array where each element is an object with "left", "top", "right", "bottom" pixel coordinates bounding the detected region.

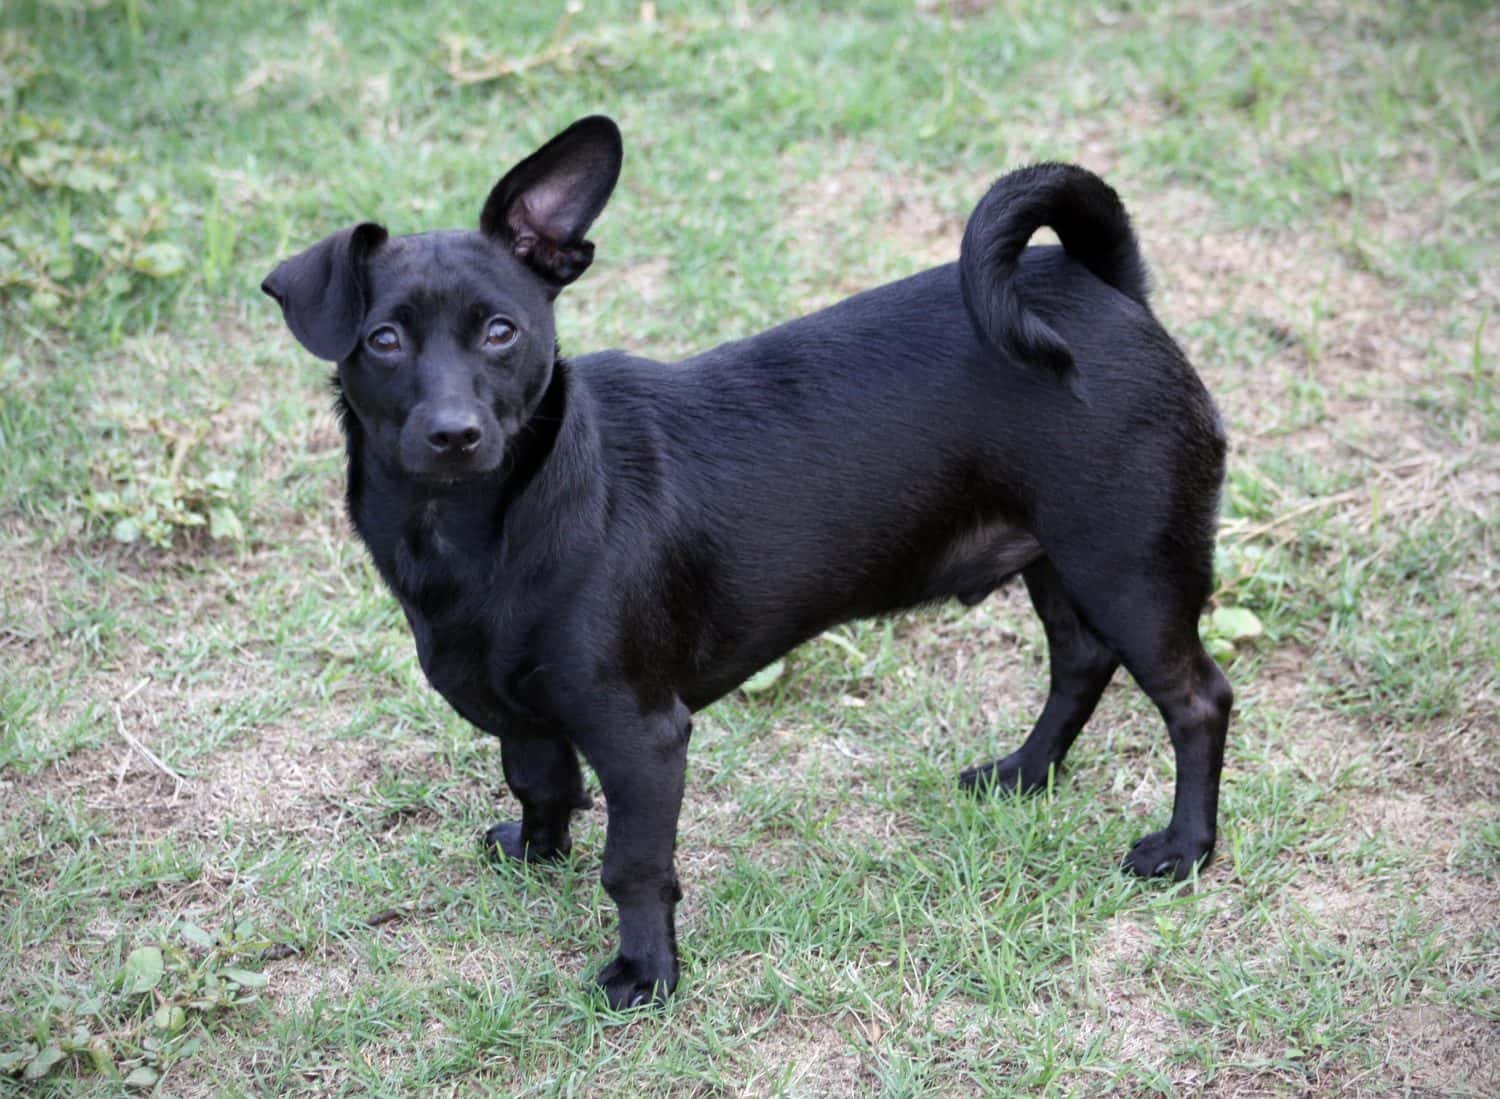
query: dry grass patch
[{"left": 1378, "top": 1002, "right": 1500, "bottom": 1098}]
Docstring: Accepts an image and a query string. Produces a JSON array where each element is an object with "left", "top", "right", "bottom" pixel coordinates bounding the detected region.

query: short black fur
[{"left": 263, "top": 115, "right": 1234, "bottom": 1010}]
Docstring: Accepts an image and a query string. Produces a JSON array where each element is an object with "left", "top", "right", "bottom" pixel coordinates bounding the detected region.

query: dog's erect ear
[
  {"left": 480, "top": 116, "right": 622, "bottom": 293},
  {"left": 261, "top": 222, "right": 389, "bottom": 362}
]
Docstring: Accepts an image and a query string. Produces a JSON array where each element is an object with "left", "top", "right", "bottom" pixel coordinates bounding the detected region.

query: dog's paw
[
  {"left": 959, "top": 753, "right": 1051, "bottom": 796},
  {"left": 595, "top": 952, "right": 678, "bottom": 1011},
  {"left": 1122, "top": 828, "right": 1214, "bottom": 881},
  {"left": 481, "top": 821, "right": 570, "bottom": 864}
]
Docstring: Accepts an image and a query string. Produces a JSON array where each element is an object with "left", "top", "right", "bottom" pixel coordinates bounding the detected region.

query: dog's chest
[
  {"left": 361, "top": 508, "right": 543, "bottom": 733},
  {"left": 398, "top": 589, "right": 544, "bottom": 733}
]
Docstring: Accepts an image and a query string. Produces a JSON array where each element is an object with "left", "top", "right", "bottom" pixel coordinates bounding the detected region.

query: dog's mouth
[
  {"left": 398, "top": 435, "right": 507, "bottom": 488},
  {"left": 404, "top": 462, "right": 502, "bottom": 489}
]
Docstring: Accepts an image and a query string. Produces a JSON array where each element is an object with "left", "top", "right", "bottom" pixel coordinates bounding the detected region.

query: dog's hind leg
[
  {"left": 484, "top": 729, "right": 593, "bottom": 863},
  {"left": 1056, "top": 558, "right": 1234, "bottom": 881},
  {"left": 1117, "top": 638, "right": 1232, "bottom": 881},
  {"left": 960, "top": 558, "right": 1119, "bottom": 796}
]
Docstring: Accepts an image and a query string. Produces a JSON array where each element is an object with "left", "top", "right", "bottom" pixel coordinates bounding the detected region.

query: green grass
[{"left": 2, "top": 0, "right": 1497, "bottom": 1095}]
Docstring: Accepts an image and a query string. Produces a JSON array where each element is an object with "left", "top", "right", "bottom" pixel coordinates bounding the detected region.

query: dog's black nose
[{"left": 426, "top": 413, "right": 483, "bottom": 455}]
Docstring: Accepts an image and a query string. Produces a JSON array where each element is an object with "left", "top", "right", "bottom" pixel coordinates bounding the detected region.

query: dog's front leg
[
  {"left": 574, "top": 696, "right": 691, "bottom": 1009},
  {"left": 485, "top": 729, "right": 592, "bottom": 863}
]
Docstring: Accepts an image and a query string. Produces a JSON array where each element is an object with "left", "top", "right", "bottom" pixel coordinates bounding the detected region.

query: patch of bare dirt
[
  {"left": 1137, "top": 184, "right": 1493, "bottom": 449},
  {"left": 1076, "top": 915, "right": 1193, "bottom": 1083},
  {"left": 1378, "top": 1002, "right": 1500, "bottom": 1097},
  {"left": 732, "top": 1015, "right": 878, "bottom": 1096},
  {"left": 273, "top": 957, "right": 362, "bottom": 1015},
  {"left": 6, "top": 650, "right": 388, "bottom": 830},
  {"left": 106, "top": 721, "right": 397, "bottom": 842}
]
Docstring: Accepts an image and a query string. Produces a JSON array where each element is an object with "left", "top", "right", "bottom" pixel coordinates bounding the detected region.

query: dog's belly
[
  {"left": 923, "top": 520, "right": 1043, "bottom": 606},
  {"left": 677, "top": 520, "right": 1043, "bottom": 710}
]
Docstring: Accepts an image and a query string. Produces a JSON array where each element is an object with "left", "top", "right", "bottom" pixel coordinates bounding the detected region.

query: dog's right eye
[{"left": 366, "top": 326, "right": 402, "bottom": 355}]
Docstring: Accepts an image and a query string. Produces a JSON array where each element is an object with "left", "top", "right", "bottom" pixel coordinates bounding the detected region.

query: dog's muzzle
[{"left": 400, "top": 403, "right": 504, "bottom": 481}]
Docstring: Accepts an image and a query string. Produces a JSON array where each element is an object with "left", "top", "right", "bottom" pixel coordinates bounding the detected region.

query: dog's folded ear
[
  {"left": 261, "top": 222, "right": 388, "bottom": 362},
  {"left": 480, "top": 115, "right": 622, "bottom": 295}
]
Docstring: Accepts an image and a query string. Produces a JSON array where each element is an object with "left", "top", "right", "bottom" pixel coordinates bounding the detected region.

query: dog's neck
[{"left": 335, "top": 357, "right": 581, "bottom": 613}]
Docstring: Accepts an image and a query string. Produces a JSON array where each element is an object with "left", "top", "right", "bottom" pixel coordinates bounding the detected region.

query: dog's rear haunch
[{"left": 264, "top": 116, "right": 1232, "bottom": 1010}]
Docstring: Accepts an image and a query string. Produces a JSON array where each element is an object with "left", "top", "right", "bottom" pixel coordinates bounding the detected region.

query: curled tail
[{"left": 959, "top": 162, "right": 1150, "bottom": 373}]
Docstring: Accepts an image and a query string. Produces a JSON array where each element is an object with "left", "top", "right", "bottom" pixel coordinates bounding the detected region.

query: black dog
[{"left": 263, "top": 116, "right": 1233, "bottom": 1009}]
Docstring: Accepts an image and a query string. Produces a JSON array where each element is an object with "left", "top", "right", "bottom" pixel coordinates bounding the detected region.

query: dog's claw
[
  {"left": 482, "top": 821, "right": 570, "bottom": 864},
  {"left": 1122, "top": 828, "right": 1213, "bottom": 882},
  {"left": 959, "top": 754, "right": 1051, "bottom": 797},
  {"left": 595, "top": 952, "right": 678, "bottom": 1011}
]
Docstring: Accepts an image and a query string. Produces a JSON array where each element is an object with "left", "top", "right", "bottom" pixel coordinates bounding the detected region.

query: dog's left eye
[
  {"left": 483, "top": 318, "right": 519, "bottom": 350},
  {"left": 366, "top": 325, "right": 402, "bottom": 355}
]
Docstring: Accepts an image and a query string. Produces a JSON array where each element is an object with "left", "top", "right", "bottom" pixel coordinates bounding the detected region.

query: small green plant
[
  {"left": 0, "top": 919, "right": 270, "bottom": 1088},
  {"left": 1, "top": 33, "right": 191, "bottom": 328},
  {"left": 84, "top": 417, "right": 246, "bottom": 549},
  {"left": 1201, "top": 602, "right": 1265, "bottom": 663},
  {"left": 1205, "top": 541, "right": 1270, "bottom": 661}
]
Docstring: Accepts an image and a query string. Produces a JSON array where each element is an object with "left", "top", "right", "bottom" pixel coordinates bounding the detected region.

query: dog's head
[{"left": 262, "top": 116, "right": 621, "bottom": 485}]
